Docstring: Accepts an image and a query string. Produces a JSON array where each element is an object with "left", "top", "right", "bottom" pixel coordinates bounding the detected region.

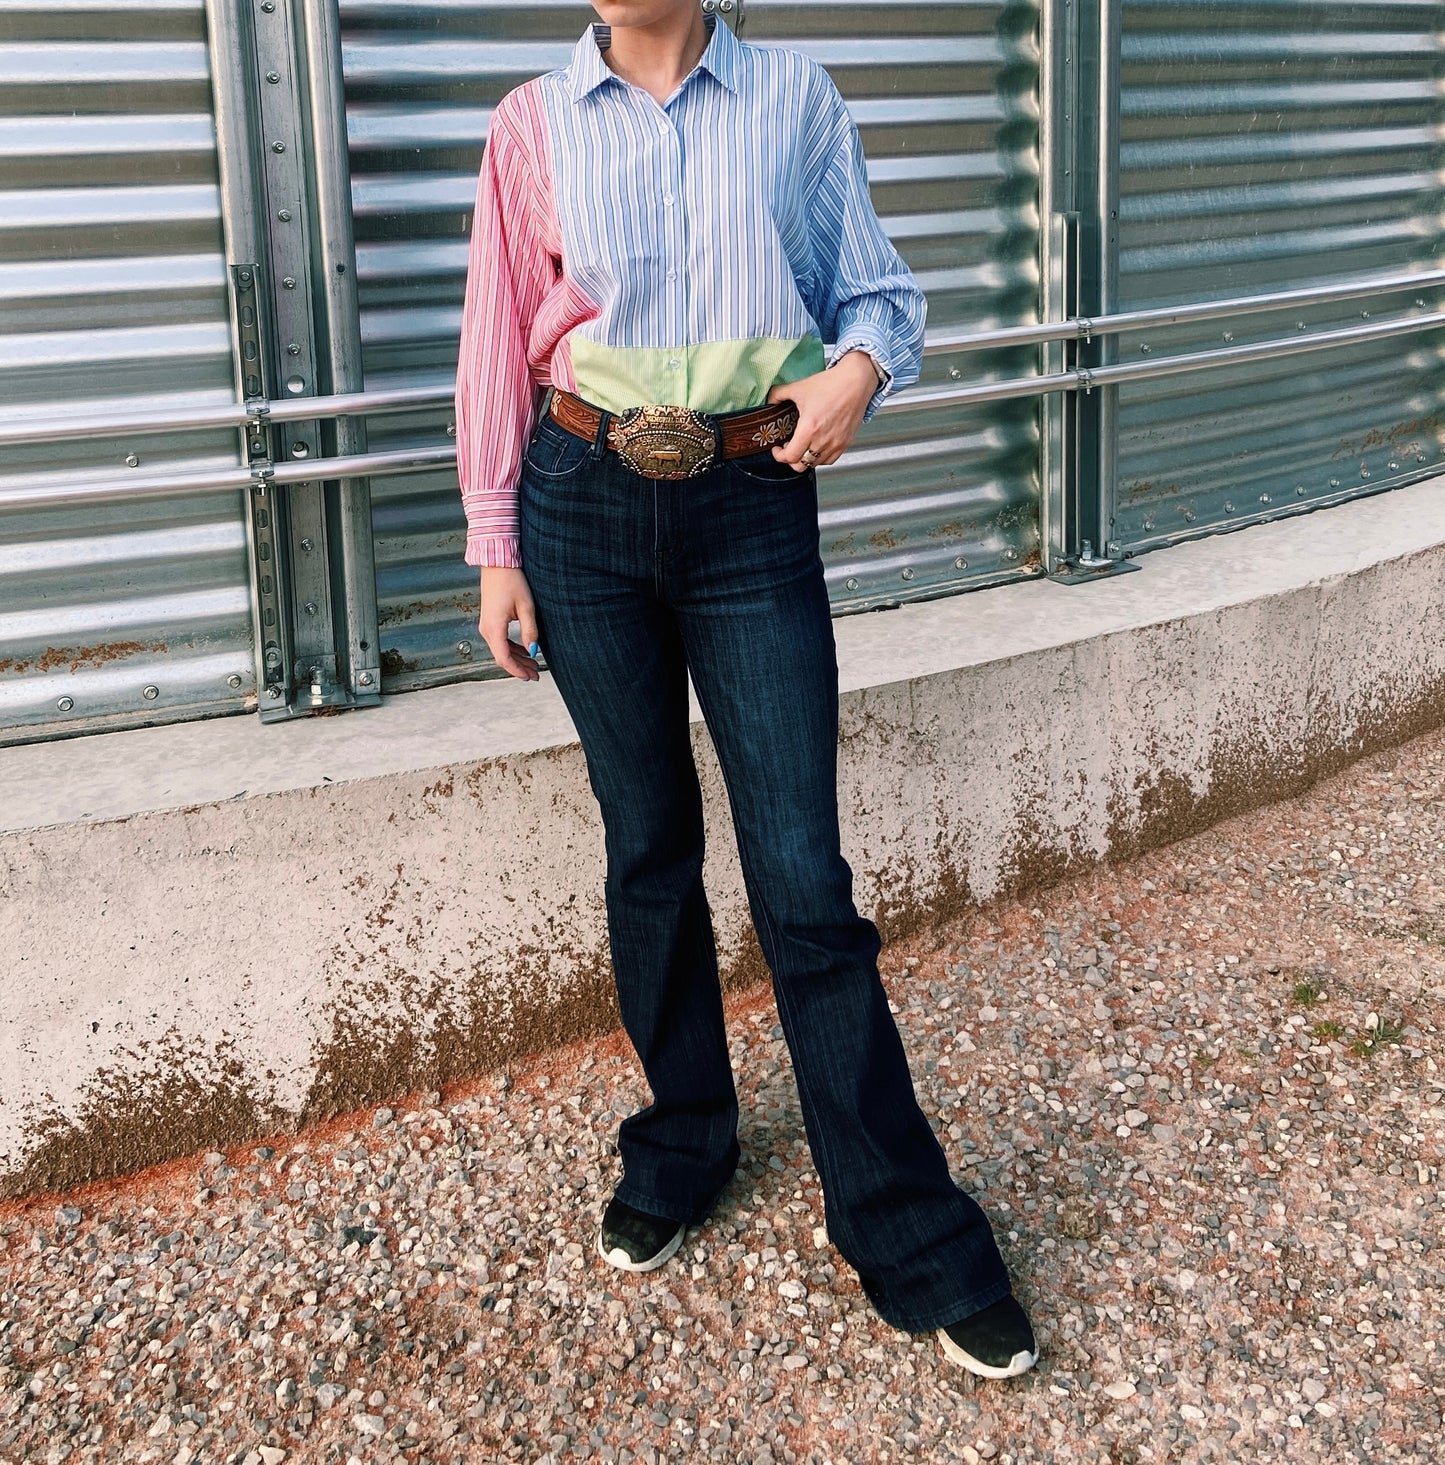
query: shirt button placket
[{"left": 659, "top": 109, "right": 686, "bottom": 400}]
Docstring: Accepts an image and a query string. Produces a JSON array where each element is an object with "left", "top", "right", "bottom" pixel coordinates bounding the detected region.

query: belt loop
[{"left": 590, "top": 405, "right": 611, "bottom": 459}]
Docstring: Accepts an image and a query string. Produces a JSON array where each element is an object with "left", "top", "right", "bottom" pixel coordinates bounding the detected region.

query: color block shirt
[{"left": 454, "top": 11, "right": 928, "bottom": 569}]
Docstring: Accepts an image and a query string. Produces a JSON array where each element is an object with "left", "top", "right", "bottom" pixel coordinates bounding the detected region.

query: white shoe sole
[
  {"left": 596, "top": 1220, "right": 685, "bottom": 1274},
  {"left": 936, "top": 1327, "right": 1038, "bottom": 1379}
]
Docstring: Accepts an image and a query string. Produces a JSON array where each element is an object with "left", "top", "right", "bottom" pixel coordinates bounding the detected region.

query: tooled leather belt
[{"left": 547, "top": 386, "right": 800, "bottom": 481}]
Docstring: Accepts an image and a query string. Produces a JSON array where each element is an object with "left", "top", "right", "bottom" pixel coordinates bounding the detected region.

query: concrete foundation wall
[{"left": 3, "top": 478, "right": 1444, "bottom": 1196}]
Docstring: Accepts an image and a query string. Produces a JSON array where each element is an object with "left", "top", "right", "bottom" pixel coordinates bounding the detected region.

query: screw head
[
  {"left": 282, "top": 276, "right": 297, "bottom": 289},
  {"left": 845, "top": 577, "right": 859, "bottom": 591},
  {"left": 227, "top": 673, "right": 243, "bottom": 689},
  {"left": 277, "top": 209, "right": 292, "bottom": 222},
  {"left": 953, "top": 556, "right": 967, "bottom": 570},
  {"left": 1222, "top": 331, "right": 1233, "bottom": 342},
  {"left": 900, "top": 567, "right": 914, "bottom": 580},
  {"left": 457, "top": 640, "right": 474, "bottom": 658},
  {"left": 57, "top": 696, "right": 74, "bottom": 712},
  {"left": 1296, "top": 485, "right": 1306, "bottom": 495},
  {"left": 1259, "top": 493, "right": 1271, "bottom": 504},
  {"left": 266, "top": 70, "right": 280, "bottom": 84},
  {"left": 358, "top": 671, "right": 374, "bottom": 688},
  {"left": 266, "top": 685, "right": 281, "bottom": 699},
  {"left": 142, "top": 685, "right": 159, "bottom": 701},
  {"left": 299, "top": 537, "right": 313, "bottom": 552},
  {"left": 271, "top": 140, "right": 285, "bottom": 153},
  {"left": 303, "top": 601, "right": 317, "bottom": 616},
  {"left": 261, "top": 2, "right": 275, "bottom": 12},
  {"left": 125, "top": 453, "right": 139, "bottom": 468},
  {"left": 1183, "top": 508, "right": 1196, "bottom": 523},
  {"left": 1142, "top": 518, "right": 1155, "bottom": 531},
  {"left": 1224, "top": 500, "right": 1235, "bottom": 513}
]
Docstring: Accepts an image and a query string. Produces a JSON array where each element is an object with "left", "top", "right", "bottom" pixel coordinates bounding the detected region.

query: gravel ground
[{"left": 3, "top": 727, "right": 1444, "bottom": 1465}]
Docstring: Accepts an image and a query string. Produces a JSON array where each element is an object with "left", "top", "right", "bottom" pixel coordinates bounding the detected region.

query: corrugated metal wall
[
  {"left": 1110, "top": 0, "right": 1445, "bottom": 553},
  {"left": 338, "top": 0, "right": 1044, "bottom": 692},
  {"left": 0, "top": 0, "right": 255, "bottom": 743}
]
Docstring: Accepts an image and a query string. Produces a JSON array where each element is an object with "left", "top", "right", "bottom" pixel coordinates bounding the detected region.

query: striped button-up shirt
[{"left": 455, "top": 11, "right": 927, "bottom": 568}]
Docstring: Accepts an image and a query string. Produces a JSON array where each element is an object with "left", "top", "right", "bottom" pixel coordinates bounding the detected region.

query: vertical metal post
[
  {"left": 204, "top": 0, "right": 379, "bottom": 718},
  {"left": 298, "top": 0, "right": 380, "bottom": 704},
  {"left": 1043, "top": 0, "right": 1131, "bottom": 580},
  {"left": 206, "top": 0, "right": 295, "bottom": 704},
  {"left": 1039, "top": 0, "right": 1077, "bottom": 572},
  {"left": 1076, "top": 0, "right": 1121, "bottom": 564}
]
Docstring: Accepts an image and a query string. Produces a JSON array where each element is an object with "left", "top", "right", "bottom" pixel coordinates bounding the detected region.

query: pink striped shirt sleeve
[{"left": 454, "top": 98, "right": 551, "bottom": 570}]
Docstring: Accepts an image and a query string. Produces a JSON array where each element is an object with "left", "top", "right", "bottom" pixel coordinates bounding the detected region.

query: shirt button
[
  {"left": 667, "top": 357, "right": 681, "bottom": 369},
  {"left": 666, "top": 269, "right": 677, "bottom": 280},
  {"left": 662, "top": 193, "right": 673, "bottom": 205}
]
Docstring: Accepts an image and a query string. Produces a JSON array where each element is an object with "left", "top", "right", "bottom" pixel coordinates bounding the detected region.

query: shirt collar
[{"left": 568, "top": 10, "right": 741, "bottom": 103}]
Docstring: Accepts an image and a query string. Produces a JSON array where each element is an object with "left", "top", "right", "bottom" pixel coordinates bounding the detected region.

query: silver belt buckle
[{"left": 606, "top": 404, "right": 717, "bottom": 479}]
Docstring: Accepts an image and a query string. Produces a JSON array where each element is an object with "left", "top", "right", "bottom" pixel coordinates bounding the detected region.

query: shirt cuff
[
  {"left": 829, "top": 330, "right": 896, "bottom": 423},
  {"left": 464, "top": 532, "right": 523, "bottom": 569}
]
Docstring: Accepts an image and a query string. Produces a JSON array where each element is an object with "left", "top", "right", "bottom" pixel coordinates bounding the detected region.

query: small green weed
[{"left": 1348, "top": 1014, "right": 1406, "bottom": 1059}]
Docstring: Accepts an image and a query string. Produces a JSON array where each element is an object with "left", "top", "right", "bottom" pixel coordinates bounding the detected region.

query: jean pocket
[
  {"left": 730, "top": 447, "right": 814, "bottom": 486},
  {"left": 523, "top": 416, "right": 595, "bottom": 480}
]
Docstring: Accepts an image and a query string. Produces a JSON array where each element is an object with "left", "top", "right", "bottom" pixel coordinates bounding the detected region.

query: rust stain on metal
[
  {"left": 1332, "top": 411, "right": 1441, "bottom": 461},
  {"left": 0, "top": 639, "right": 169, "bottom": 677},
  {"left": 868, "top": 527, "right": 904, "bottom": 550},
  {"left": 378, "top": 592, "right": 479, "bottom": 628},
  {"left": 925, "top": 519, "right": 966, "bottom": 540}
]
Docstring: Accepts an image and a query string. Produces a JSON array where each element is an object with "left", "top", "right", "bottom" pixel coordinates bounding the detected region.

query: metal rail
[
  {"left": 2, "top": 307, "right": 1442, "bottom": 512},
  {"left": 925, "top": 266, "right": 1445, "bottom": 355},
  {"left": 0, "top": 268, "right": 1442, "bottom": 452}
]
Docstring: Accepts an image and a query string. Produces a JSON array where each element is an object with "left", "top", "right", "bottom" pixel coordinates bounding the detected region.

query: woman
[{"left": 454, "top": 0, "right": 1038, "bottom": 1380}]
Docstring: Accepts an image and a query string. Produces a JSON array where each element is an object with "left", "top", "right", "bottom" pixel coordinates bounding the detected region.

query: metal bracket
[
  {"left": 230, "top": 261, "right": 291, "bottom": 704},
  {"left": 1046, "top": 539, "right": 1140, "bottom": 584}
]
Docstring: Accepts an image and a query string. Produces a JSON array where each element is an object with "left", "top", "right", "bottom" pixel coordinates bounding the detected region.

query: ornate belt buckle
[{"left": 606, "top": 404, "right": 717, "bottom": 479}]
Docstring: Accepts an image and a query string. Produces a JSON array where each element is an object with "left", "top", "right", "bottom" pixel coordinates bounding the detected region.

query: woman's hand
[
  {"left": 479, "top": 565, "right": 541, "bottom": 681},
  {"left": 762, "top": 348, "right": 880, "bottom": 469}
]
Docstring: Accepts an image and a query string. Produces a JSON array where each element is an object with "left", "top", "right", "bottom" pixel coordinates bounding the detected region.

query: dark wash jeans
[{"left": 517, "top": 403, "right": 1013, "bottom": 1332}]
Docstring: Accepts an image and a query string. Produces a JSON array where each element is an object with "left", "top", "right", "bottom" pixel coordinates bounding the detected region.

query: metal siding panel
[
  {"left": 340, "top": 0, "right": 1043, "bottom": 691},
  {"left": 1112, "top": 0, "right": 1445, "bottom": 553},
  {"left": 0, "top": 0, "right": 254, "bottom": 744}
]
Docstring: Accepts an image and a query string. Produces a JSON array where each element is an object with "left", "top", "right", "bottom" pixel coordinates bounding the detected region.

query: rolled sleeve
[
  {"left": 805, "top": 73, "right": 926, "bottom": 424},
  {"left": 454, "top": 100, "right": 550, "bottom": 569}
]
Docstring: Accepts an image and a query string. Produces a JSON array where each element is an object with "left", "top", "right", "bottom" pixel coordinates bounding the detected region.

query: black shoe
[
  {"left": 937, "top": 1294, "right": 1039, "bottom": 1379},
  {"left": 596, "top": 1194, "right": 686, "bottom": 1273}
]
